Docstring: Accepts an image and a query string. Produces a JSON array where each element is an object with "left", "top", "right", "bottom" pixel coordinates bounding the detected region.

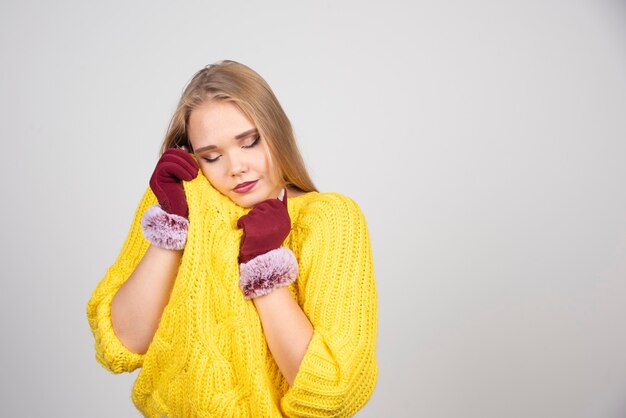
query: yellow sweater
[{"left": 86, "top": 174, "right": 378, "bottom": 417}]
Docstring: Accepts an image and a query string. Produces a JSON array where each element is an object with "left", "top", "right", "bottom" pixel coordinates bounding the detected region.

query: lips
[{"left": 233, "top": 180, "right": 258, "bottom": 193}]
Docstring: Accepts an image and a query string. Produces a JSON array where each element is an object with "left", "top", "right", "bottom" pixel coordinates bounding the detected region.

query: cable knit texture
[{"left": 86, "top": 174, "right": 378, "bottom": 417}]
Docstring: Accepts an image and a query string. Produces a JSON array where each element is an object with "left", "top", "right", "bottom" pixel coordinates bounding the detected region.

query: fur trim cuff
[
  {"left": 141, "top": 204, "right": 189, "bottom": 250},
  {"left": 239, "top": 247, "right": 298, "bottom": 299}
]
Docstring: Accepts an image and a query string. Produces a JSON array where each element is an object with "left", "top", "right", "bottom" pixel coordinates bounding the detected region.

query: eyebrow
[{"left": 194, "top": 128, "right": 258, "bottom": 154}]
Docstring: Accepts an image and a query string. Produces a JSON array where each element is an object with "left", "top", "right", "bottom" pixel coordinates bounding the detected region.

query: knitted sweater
[{"left": 86, "top": 174, "right": 378, "bottom": 417}]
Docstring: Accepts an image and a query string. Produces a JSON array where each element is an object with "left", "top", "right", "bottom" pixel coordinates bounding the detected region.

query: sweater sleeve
[
  {"left": 280, "top": 194, "right": 378, "bottom": 417},
  {"left": 86, "top": 186, "right": 157, "bottom": 373}
]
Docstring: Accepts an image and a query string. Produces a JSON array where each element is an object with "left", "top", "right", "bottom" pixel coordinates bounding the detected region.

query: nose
[{"left": 229, "top": 152, "right": 249, "bottom": 176}]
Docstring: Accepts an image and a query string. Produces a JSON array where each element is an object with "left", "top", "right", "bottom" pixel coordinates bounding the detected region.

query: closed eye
[
  {"left": 202, "top": 155, "right": 220, "bottom": 163},
  {"left": 243, "top": 135, "right": 260, "bottom": 148},
  {"left": 200, "top": 136, "right": 260, "bottom": 163}
]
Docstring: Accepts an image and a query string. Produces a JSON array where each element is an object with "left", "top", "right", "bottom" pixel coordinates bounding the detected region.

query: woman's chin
[
  {"left": 229, "top": 192, "right": 264, "bottom": 208},
  {"left": 230, "top": 188, "right": 281, "bottom": 208}
]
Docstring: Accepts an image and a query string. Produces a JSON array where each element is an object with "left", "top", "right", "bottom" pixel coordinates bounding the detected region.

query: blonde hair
[{"left": 159, "top": 60, "right": 317, "bottom": 193}]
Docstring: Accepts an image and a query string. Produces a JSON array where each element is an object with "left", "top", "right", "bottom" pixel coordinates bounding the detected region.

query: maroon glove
[
  {"left": 237, "top": 191, "right": 291, "bottom": 263},
  {"left": 149, "top": 148, "right": 199, "bottom": 218}
]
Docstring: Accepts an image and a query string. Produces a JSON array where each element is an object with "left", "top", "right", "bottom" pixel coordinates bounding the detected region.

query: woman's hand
[
  {"left": 236, "top": 190, "right": 290, "bottom": 263},
  {"left": 141, "top": 148, "right": 199, "bottom": 251},
  {"left": 149, "top": 148, "right": 199, "bottom": 219},
  {"left": 236, "top": 190, "right": 297, "bottom": 300}
]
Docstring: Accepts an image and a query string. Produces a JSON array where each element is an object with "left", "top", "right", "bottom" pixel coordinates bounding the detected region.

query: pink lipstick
[{"left": 233, "top": 180, "right": 258, "bottom": 193}]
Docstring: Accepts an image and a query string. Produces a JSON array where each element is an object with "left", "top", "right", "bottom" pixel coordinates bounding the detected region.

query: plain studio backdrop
[{"left": 1, "top": 1, "right": 625, "bottom": 417}]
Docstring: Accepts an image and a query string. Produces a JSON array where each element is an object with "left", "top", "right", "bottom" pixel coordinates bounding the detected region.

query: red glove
[
  {"left": 149, "top": 148, "right": 199, "bottom": 218},
  {"left": 237, "top": 191, "right": 291, "bottom": 263}
]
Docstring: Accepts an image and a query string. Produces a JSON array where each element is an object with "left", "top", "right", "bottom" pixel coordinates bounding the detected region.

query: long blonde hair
[{"left": 159, "top": 60, "right": 317, "bottom": 193}]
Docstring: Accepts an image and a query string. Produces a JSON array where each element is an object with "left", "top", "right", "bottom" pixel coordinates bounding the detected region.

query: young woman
[{"left": 86, "top": 60, "right": 378, "bottom": 417}]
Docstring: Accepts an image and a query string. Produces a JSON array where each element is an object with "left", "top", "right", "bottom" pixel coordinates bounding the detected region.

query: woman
[{"left": 86, "top": 60, "right": 378, "bottom": 417}]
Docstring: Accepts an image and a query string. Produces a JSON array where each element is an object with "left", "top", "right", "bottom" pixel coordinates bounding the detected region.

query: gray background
[{"left": 1, "top": 0, "right": 625, "bottom": 417}]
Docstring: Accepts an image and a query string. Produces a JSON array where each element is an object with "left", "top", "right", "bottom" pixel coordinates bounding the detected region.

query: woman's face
[{"left": 187, "top": 100, "right": 283, "bottom": 208}]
